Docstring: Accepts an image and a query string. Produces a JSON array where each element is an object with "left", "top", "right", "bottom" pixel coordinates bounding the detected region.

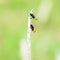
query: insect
[
  {"left": 30, "top": 10, "right": 37, "bottom": 20},
  {"left": 30, "top": 24, "right": 36, "bottom": 32}
]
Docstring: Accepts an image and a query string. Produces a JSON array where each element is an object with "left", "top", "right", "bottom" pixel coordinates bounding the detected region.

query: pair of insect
[{"left": 30, "top": 12, "right": 37, "bottom": 32}]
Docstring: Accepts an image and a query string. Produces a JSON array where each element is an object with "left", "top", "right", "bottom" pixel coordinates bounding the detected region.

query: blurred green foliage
[{"left": 0, "top": 0, "right": 60, "bottom": 60}]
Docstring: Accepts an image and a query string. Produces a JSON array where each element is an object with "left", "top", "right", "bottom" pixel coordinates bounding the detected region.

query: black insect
[
  {"left": 30, "top": 13, "right": 37, "bottom": 20},
  {"left": 30, "top": 13, "right": 35, "bottom": 19},
  {"left": 30, "top": 24, "right": 36, "bottom": 32}
]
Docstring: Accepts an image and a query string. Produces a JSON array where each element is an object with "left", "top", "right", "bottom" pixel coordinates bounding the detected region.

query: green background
[{"left": 0, "top": 0, "right": 60, "bottom": 60}]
